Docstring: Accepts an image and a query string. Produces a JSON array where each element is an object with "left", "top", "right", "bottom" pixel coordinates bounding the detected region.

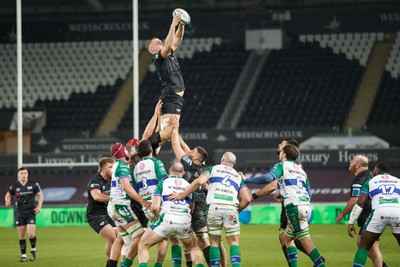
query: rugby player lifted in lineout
[{"left": 147, "top": 15, "right": 186, "bottom": 130}]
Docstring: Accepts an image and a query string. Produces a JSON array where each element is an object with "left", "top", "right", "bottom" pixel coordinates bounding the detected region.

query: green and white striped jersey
[
  {"left": 205, "top": 164, "right": 246, "bottom": 206},
  {"left": 133, "top": 157, "right": 167, "bottom": 202},
  {"left": 154, "top": 176, "right": 193, "bottom": 215},
  {"left": 361, "top": 174, "right": 400, "bottom": 208},
  {"left": 270, "top": 160, "right": 311, "bottom": 207},
  {"left": 109, "top": 160, "right": 132, "bottom": 205}
]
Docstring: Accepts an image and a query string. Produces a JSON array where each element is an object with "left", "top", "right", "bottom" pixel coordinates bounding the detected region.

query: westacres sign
[
  {"left": 30, "top": 128, "right": 322, "bottom": 153},
  {"left": 214, "top": 149, "right": 400, "bottom": 169}
]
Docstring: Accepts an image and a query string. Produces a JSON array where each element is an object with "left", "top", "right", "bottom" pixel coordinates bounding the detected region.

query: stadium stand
[
  {"left": 366, "top": 32, "right": 400, "bottom": 126},
  {"left": 385, "top": 32, "right": 400, "bottom": 78},
  {"left": 238, "top": 39, "right": 364, "bottom": 129}
]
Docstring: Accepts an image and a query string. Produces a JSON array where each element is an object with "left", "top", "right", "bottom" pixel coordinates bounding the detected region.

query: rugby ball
[{"left": 172, "top": 8, "right": 191, "bottom": 25}]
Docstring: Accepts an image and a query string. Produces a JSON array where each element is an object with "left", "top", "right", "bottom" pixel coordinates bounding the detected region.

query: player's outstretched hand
[
  {"left": 347, "top": 224, "right": 356, "bottom": 238},
  {"left": 171, "top": 15, "right": 180, "bottom": 27},
  {"left": 170, "top": 115, "right": 180, "bottom": 128},
  {"left": 34, "top": 207, "right": 41, "bottom": 214},
  {"left": 168, "top": 191, "right": 183, "bottom": 201}
]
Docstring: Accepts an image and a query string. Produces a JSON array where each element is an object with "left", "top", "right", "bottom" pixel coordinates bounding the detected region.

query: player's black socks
[
  {"left": 186, "top": 261, "right": 193, "bottom": 267},
  {"left": 19, "top": 239, "right": 27, "bottom": 255},
  {"left": 383, "top": 261, "right": 389, "bottom": 267},
  {"left": 294, "top": 239, "right": 307, "bottom": 255},
  {"left": 202, "top": 245, "right": 211, "bottom": 266},
  {"left": 106, "top": 259, "right": 118, "bottom": 267},
  {"left": 29, "top": 236, "right": 37, "bottom": 249},
  {"left": 281, "top": 246, "right": 290, "bottom": 267}
]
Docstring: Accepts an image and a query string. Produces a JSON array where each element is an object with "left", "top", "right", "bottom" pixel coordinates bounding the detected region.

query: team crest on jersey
[
  {"left": 382, "top": 175, "right": 389, "bottom": 180},
  {"left": 174, "top": 179, "right": 182, "bottom": 186},
  {"left": 140, "top": 162, "right": 145, "bottom": 170},
  {"left": 16, "top": 188, "right": 20, "bottom": 192}
]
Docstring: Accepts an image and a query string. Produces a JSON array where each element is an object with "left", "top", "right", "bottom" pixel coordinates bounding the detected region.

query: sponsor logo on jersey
[
  {"left": 27, "top": 186, "right": 33, "bottom": 190},
  {"left": 100, "top": 221, "right": 105, "bottom": 226},
  {"left": 174, "top": 179, "right": 182, "bottom": 186},
  {"left": 140, "top": 162, "right": 145, "bottom": 170}
]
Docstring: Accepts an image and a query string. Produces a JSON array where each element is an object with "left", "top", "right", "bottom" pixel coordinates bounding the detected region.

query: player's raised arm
[
  {"left": 172, "top": 22, "right": 185, "bottom": 49},
  {"left": 160, "top": 16, "right": 180, "bottom": 58},
  {"left": 170, "top": 116, "right": 186, "bottom": 160},
  {"left": 169, "top": 171, "right": 210, "bottom": 200},
  {"left": 142, "top": 100, "right": 163, "bottom": 140}
]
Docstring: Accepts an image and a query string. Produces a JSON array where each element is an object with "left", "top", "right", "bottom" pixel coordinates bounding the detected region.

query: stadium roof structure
[{"left": 0, "top": 0, "right": 398, "bottom": 22}]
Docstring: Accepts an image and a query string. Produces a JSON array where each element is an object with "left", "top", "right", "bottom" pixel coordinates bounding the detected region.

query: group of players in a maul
[{"left": 5, "top": 12, "right": 400, "bottom": 267}]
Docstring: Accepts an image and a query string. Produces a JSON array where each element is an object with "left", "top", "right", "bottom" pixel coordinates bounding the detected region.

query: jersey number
[
  {"left": 221, "top": 176, "right": 231, "bottom": 187},
  {"left": 173, "top": 199, "right": 186, "bottom": 205},
  {"left": 296, "top": 177, "right": 303, "bottom": 189},
  {"left": 379, "top": 184, "right": 395, "bottom": 195},
  {"left": 142, "top": 177, "right": 148, "bottom": 189}
]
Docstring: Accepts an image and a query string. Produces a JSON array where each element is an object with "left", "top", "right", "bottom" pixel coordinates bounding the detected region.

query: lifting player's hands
[
  {"left": 170, "top": 115, "right": 180, "bottom": 128},
  {"left": 168, "top": 191, "right": 183, "bottom": 201},
  {"left": 347, "top": 224, "right": 357, "bottom": 238},
  {"left": 5, "top": 199, "right": 11, "bottom": 207},
  {"left": 155, "top": 100, "right": 163, "bottom": 117}
]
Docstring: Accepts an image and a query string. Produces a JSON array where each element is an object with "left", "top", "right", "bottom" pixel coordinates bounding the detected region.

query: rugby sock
[
  {"left": 230, "top": 245, "right": 241, "bottom": 267},
  {"left": 121, "top": 257, "right": 133, "bottom": 267},
  {"left": 286, "top": 246, "right": 298, "bottom": 267},
  {"left": 281, "top": 245, "right": 290, "bottom": 266},
  {"left": 172, "top": 244, "right": 182, "bottom": 267},
  {"left": 153, "top": 263, "right": 163, "bottom": 267},
  {"left": 106, "top": 259, "right": 118, "bottom": 267},
  {"left": 202, "top": 245, "right": 211, "bottom": 266},
  {"left": 353, "top": 248, "right": 368, "bottom": 267},
  {"left": 294, "top": 239, "right": 307, "bottom": 255},
  {"left": 186, "top": 261, "right": 193, "bottom": 267},
  {"left": 19, "top": 239, "right": 27, "bottom": 255},
  {"left": 139, "top": 264, "right": 149, "bottom": 267},
  {"left": 210, "top": 246, "right": 220, "bottom": 267},
  {"left": 195, "top": 264, "right": 205, "bottom": 267},
  {"left": 309, "top": 248, "right": 325, "bottom": 267},
  {"left": 29, "top": 236, "right": 37, "bottom": 250}
]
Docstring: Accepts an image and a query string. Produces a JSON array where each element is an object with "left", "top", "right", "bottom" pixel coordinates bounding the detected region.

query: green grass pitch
[{"left": 1, "top": 224, "right": 399, "bottom": 266}]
